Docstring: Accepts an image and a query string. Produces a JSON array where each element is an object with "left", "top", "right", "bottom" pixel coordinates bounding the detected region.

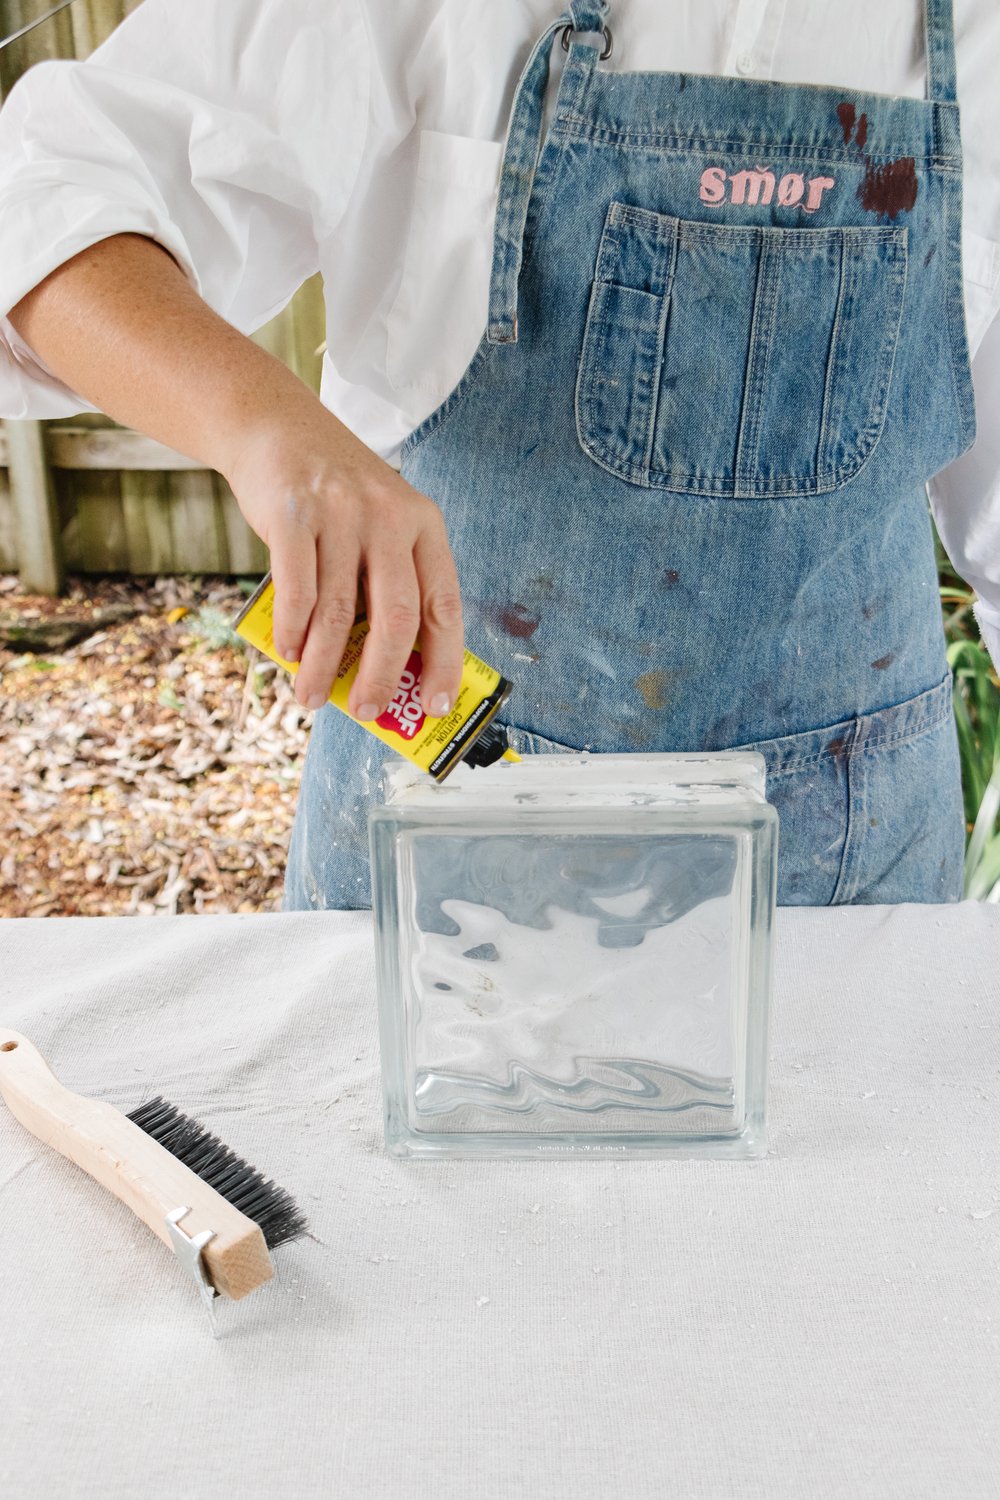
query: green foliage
[
  {"left": 186, "top": 605, "right": 245, "bottom": 653},
  {"left": 158, "top": 684, "right": 184, "bottom": 712},
  {"left": 937, "top": 530, "right": 1000, "bottom": 902}
]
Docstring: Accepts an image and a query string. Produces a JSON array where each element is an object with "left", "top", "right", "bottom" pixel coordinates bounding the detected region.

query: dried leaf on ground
[{"left": 0, "top": 574, "right": 310, "bottom": 917}]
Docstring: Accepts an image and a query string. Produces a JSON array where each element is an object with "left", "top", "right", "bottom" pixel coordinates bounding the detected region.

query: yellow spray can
[{"left": 233, "top": 574, "right": 521, "bottom": 780}]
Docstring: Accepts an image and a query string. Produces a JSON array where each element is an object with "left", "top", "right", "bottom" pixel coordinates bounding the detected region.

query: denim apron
[{"left": 286, "top": 0, "right": 975, "bottom": 911}]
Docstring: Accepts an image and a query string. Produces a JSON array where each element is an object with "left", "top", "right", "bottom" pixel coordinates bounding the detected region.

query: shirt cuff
[{"left": 0, "top": 186, "right": 202, "bottom": 420}]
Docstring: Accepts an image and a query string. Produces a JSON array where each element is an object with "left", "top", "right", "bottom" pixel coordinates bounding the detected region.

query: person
[{"left": 1, "top": 0, "right": 998, "bottom": 910}]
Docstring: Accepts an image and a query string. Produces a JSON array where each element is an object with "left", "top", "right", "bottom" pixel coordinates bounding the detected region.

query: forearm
[
  {"left": 7, "top": 230, "right": 465, "bottom": 718},
  {"left": 6, "top": 231, "right": 331, "bottom": 481}
]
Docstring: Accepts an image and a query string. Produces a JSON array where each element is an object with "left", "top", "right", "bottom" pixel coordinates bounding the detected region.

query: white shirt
[{"left": 1, "top": 0, "right": 999, "bottom": 663}]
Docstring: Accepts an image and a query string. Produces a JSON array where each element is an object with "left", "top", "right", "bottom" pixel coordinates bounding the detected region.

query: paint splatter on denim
[{"left": 286, "top": 0, "right": 973, "bottom": 911}]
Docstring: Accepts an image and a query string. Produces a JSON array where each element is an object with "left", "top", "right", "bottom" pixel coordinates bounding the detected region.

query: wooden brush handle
[{"left": 0, "top": 1029, "right": 272, "bottom": 1300}]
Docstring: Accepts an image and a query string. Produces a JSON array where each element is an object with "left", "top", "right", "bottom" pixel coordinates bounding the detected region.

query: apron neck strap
[
  {"left": 487, "top": 0, "right": 953, "bottom": 348},
  {"left": 487, "top": 9, "right": 605, "bottom": 345},
  {"left": 924, "top": 0, "right": 958, "bottom": 105},
  {"left": 569, "top": 0, "right": 609, "bottom": 32}
]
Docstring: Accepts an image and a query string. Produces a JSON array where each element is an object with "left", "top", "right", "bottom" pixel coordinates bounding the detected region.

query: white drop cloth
[{"left": 1, "top": 904, "right": 998, "bottom": 1499}]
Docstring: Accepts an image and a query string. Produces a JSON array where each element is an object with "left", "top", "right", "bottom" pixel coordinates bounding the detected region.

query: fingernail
[
  {"left": 355, "top": 702, "right": 379, "bottom": 721},
  {"left": 304, "top": 692, "right": 326, "bottom": 710},
  {"left": 429, "top": 693, "right": 452, "bottom": 716},
  {"left": 277, "top": 643, "right": 299, "bottom": 663}
]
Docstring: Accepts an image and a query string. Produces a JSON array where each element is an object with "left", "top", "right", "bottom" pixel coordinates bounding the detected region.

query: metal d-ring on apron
[{"left": 286, "top": 0, "right": 975, "bottom": 912}]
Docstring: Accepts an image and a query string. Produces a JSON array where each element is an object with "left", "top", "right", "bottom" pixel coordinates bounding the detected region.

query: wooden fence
[{"left": 0, "top": 0, "right": 325, "bottom": 590}]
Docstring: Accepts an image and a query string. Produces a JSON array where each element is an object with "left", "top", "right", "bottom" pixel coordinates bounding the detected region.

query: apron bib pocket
[{"left": 575, "top": 200, "right": 908, "bottom": 498}]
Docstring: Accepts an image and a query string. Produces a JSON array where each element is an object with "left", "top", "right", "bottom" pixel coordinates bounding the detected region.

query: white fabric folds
[{"left": 0, "top": 904, "right": 998, "bottom": 1498}]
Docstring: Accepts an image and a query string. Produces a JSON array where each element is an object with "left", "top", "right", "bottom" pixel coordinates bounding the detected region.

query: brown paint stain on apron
[
  {"left": 635, "top": 670, "right": 672, "bottom": 711},
  {"left": 858, "top": 157, "right": 918, "bottom": 219},
  {"left": 836, "top": 102, "right": 868, "bottom": 148},
  {"left": 499, "top": 604, "right": 541, "bottom": 639}
]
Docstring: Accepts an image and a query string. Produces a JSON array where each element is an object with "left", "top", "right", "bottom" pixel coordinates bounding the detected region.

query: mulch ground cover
[{"left": 0, "top": 574, "right": 310, "bottom": 916}]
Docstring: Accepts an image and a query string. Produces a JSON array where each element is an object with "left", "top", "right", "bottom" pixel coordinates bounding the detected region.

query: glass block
[{"left": 370, "top": 753, "right": 777, "bottom": 1159}]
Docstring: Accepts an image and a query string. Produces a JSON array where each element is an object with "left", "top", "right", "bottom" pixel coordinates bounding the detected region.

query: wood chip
[{"left": 0, "top": 574, "right": 308, "bottom": 916}]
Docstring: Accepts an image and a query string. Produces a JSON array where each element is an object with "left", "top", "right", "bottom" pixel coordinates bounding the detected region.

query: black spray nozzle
[{"left": 461, "top": 721, "right": 511, "bottom": 770}]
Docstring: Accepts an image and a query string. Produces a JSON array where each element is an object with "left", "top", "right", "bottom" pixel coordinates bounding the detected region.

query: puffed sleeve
[
  {"left": 0, "top": 0, "right": 369, "bottom": 419},
  {"left": 928, "top": 306, "right": 1000, "bottom": 675}
]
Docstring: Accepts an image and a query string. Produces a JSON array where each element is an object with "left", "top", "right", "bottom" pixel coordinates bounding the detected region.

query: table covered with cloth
[{"left": 1, "top": 903, "right": 998, "bottom": 1500}]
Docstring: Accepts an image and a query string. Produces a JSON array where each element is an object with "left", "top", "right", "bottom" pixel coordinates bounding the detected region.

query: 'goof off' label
[
  {"left": 233, "top": 575, "right": 515, "bottom": 779},
  {"left": 376, "top": 650, "right": 427, "bottom": 741}
]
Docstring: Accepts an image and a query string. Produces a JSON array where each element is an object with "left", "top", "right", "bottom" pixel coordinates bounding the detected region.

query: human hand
[{"left": 225, "top": 409, "right": 464, "bottom": 719}]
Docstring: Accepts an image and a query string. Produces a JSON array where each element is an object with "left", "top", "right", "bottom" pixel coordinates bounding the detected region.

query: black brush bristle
[{"left": 126, "top": 1096, "right": 308, "bottom": 1250}]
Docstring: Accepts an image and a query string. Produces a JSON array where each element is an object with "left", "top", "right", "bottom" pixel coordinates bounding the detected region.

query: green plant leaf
[
  {"left": 188, "top": 605, "right": 244, "bottom": 652},
  {"left": 964, "top": 760, "right": 1000, "bottom": 894},
  {"left": 966, "top": 831, "right": 1000, "bottom": 901}
]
